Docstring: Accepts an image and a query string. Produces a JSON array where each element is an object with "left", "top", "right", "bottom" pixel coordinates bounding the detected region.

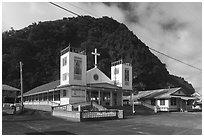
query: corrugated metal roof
[
  {"left": 2, "top": 84, "right": 20, "bottom": 91},
  {"left": 180, "top": 96, "right": 197, "bottom": 100},
  {"left": 155, "top": 88, "right": 181, "bottom": 99},
  {"left": 135, "top": 87, "right": 182, "bottom": 100},
  {"left": 24, "top": 80, "right": 60, "bottom": 96},
  {"left": 87, "top": 83, "right": 122, "bottom": 89},
  {"left": 24, "top": 81, "right": 129, "bottom": 97}
]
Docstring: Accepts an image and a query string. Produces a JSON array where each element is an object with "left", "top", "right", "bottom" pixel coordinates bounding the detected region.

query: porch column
[
  {"left": 121, "top": 92, "right": 123, "bottom": 106},
  {"left": 110, "top": 91, "right": 113, "bottom": 106},
  {"left": 98, "top": 90, "right": 101, "bottom": 105},
  {"left": 47, "top": 91, "right": 49, "bottom": 104},
  {"left": 38, "top": 94, "right": 40, "bottom": 104},
  {"left": 90, "top": 90, "right": 92, "bottom": 101},
  {"left": 85, "top": 89, "right": 87, "bottom": 102},
  {"left": 131, "top": 92, "right": 135, "bottom": 113},
  {"left": 52, "top": 91, "right": 54, "bottom": 101}
]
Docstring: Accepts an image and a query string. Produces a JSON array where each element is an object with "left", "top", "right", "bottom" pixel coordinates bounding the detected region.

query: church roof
[
  {"left": 87, "top": 83, "right": 122, "bottom": 90},
  {"left": 2, "top": 84, "right": 20, "bottom": 92},
  {"left": 24, "top": 80, "right": 127, "bottom": 97},
  {"left": 24, "top": 80, "right": 60, "bottom": 96},
  {"left": 86, "top": 67, "right": 112, "bottom": 84}
]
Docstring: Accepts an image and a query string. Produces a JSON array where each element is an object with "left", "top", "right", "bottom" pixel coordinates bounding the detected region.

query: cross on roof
[{"left": 91, "top": 48, "right": 100, "bottom": 68}]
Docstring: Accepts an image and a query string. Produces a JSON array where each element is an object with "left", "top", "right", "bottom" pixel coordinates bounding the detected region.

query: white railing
[
  {"left": 92, "top": 102, "right": 107, "bottom": 111},
  {"left": 50, "top": 101, "right": 60, "bottom": 106}
]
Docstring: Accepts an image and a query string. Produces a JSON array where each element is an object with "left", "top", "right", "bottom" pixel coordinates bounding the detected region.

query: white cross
[{"left": 91, "top": 48, "right": 100, "bottom": 68}]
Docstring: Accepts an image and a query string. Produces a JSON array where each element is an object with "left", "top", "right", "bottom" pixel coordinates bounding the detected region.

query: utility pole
[{"left": 20, "top": 61, "right": 24, "bottom": 111}]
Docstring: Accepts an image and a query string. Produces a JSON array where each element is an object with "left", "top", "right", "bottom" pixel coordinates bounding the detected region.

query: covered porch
[
  {"left": 169, "top": 96, "right": 196, "bottom": 112},
  {"left": 86, "top": 83, "right": 125, "bottom": 107}
]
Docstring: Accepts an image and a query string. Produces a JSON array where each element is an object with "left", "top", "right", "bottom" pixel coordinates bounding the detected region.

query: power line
[
  {"left": 49, "top": 2, "right": 80, "bottom": 16},
  {"left": 65, "top": 3, "right": 99, "bottom": 18},
  {"left": 49, "top": 2, "right": 202, "bottom": 72},
  {"left": 149, "top": 47, "right": 202, "bottom": 71},
  {"left": 138, "top": 34, "right": 202, "bottom": 71}
]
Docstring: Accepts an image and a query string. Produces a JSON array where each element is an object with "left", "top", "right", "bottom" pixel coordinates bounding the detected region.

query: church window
[
  {"left": 160, "top": 99, "right": 165, "bottom": 105},
  {"left": 125, "top": 68, "right": 129, "bottom": 85},
  {"left": 74, "top": 57, "right": 82, "bottom": 80},
  {"left": 93, "top": 74, "right": 99, "bottom": 81},
  {"left": 114, "top": 68, "right": 119, "bottom": 75},
  {"left": 63, "top": 73, "right": 67, "bottom": 81},
  {"left": 63, "top": 57, "right": 67, "bottom": 66}
]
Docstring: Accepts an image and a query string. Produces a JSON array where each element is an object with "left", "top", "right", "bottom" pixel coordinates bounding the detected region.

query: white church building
[{"left": 23, "top": 46, "right": 132, "bottom": 109}]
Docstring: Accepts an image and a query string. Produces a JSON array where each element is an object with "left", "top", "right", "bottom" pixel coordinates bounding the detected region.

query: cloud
[{"left": 83, "top": 2, "right": 202, "bottom": 94}]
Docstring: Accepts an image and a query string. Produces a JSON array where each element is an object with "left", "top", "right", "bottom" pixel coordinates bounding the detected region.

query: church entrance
[{"left": 86, "top": 90, "right": 111, "bottom": 107}]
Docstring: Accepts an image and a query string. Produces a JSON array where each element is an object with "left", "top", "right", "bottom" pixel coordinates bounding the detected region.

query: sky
[{"left": 2, "top": 2, "right": 202, "bottom": 95}]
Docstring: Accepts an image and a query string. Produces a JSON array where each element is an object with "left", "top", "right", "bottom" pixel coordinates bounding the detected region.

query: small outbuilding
[
  {"left": 2, "top": 84, "right": 20, "bottom": 104},
  {"left": 133, "top": 87, "right": 196, "bottom": 112}
]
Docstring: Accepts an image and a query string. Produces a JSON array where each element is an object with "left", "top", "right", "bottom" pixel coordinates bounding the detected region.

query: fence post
[
  {"left": 80, "top": 111, "right": 82, "bottom": 122},
  {"left": 78, "top": 105, "right": 81, "bottom": 112}
]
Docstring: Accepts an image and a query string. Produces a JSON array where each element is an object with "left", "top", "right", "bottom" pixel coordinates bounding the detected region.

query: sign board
[{"left": 71, "top": 89, "right": 85, "bottom": 97}]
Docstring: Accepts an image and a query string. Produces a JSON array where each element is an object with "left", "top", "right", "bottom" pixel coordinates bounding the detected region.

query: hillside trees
[{"left": 2, "top": 16, "right": 195, "bottom": 94}]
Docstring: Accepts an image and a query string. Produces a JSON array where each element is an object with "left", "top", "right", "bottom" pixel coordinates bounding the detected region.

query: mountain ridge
[{"left": 2, "top": 16, "right": 195, "bottom": 95}]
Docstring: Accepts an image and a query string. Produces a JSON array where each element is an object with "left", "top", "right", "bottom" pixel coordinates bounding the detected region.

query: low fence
[
  {"left": 51, "top": 107, "right": 124, "bottom": 122},
  {"left": 80, "top": 110, "right": 124, "bottom": 121}
]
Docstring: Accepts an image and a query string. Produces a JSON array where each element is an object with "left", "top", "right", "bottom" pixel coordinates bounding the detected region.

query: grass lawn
[{"left": 2, "top": 109, "right": 202, "bottom": 135}]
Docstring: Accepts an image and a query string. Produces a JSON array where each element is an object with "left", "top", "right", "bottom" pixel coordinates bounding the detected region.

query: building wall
[
  {"left": 111, "top": 64, "right": 123, "bottom": 87},
  {"left": 169, "top": 98, "right": 179, "bottom": 111},
  {"left": 60, "top": 52, "right": 70, "bottom": 85},
  {"left": 122, "top": 65, "right": 132, "bottom": 90},
  {"left": 60, "top": 52, "right": 87, "bottom": 86},
  {"left": 60, "top": 89, "right": 70, "bottom": 105},
  {"left": 69, "top": 87, "right": 86, "bottom": 104},
  {"left": 156, "top": 99, "right": 169, "bottom": 111},
  {"left": 86, "top": 67, "right": 112, "bottom": 84},
  {"left": 111, "top": 63, "right": 132, "bottom": 90}
]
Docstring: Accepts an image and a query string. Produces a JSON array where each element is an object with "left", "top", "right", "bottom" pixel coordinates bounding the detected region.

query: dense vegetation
[{"left": 2, "top": 16, "right": 195, "bottom": 94}]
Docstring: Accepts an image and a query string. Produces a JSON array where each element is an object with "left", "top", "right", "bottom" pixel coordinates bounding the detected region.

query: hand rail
[
  {"left": 50, "top": 101, "right": 60, "bottom": 106},
  {"left": 141, "top": 102, "right": 157, "bottom": 112},
  {"left": 92, "top": 102, "right": 107, "bottom": 111}
]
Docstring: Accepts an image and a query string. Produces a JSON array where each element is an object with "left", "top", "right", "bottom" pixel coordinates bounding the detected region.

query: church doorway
[{"left": 86, "top": 90, "right": 111, "bottom": 107}]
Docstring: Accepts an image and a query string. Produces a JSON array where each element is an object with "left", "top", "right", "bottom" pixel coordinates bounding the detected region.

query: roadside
[{"left": 2, "top": 109, "right": 202, "bottom": 135}]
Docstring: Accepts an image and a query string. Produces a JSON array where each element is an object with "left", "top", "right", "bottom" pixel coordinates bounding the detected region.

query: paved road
[{"left": 2, "top": 109, "right": 202, "bottom": 135}]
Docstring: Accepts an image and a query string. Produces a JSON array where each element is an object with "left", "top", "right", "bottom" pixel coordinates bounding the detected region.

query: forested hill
[{"left": 2, "top": 16, "right": 195, "bottom": 94}]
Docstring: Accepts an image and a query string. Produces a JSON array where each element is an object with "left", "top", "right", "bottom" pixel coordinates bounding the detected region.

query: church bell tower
[
  {"left": 111, "top": 60, "right": 132, "bottom": 90},
  {"left": 60, "top": 46, "right": 87, "bottom": 86}
]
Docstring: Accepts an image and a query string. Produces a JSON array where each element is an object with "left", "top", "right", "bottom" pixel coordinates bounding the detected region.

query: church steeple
[
  {"left": 91, "top": 48, "right": 100, "bottom": 68},
  {"left": 60, "top": 45, "right": 87, "bottom": 86}
]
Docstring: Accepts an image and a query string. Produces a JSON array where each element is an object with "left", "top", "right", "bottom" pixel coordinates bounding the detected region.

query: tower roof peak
[
  {"left": 61, "top": 45, "right": 86, "bottom": 56},
  {"left": 111, "top": 59, "right": 131, "bottom": 66}
]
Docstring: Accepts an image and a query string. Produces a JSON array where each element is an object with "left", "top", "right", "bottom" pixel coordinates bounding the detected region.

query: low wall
[
  {"left": 52, "top": 110, "right": 81, "bottom": 122},
  {"left": 51, "top": 109, "right": 124, "bottom": 122},
  {"left": 24, "top": 104, "right": 52, "bottom": 112}
]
